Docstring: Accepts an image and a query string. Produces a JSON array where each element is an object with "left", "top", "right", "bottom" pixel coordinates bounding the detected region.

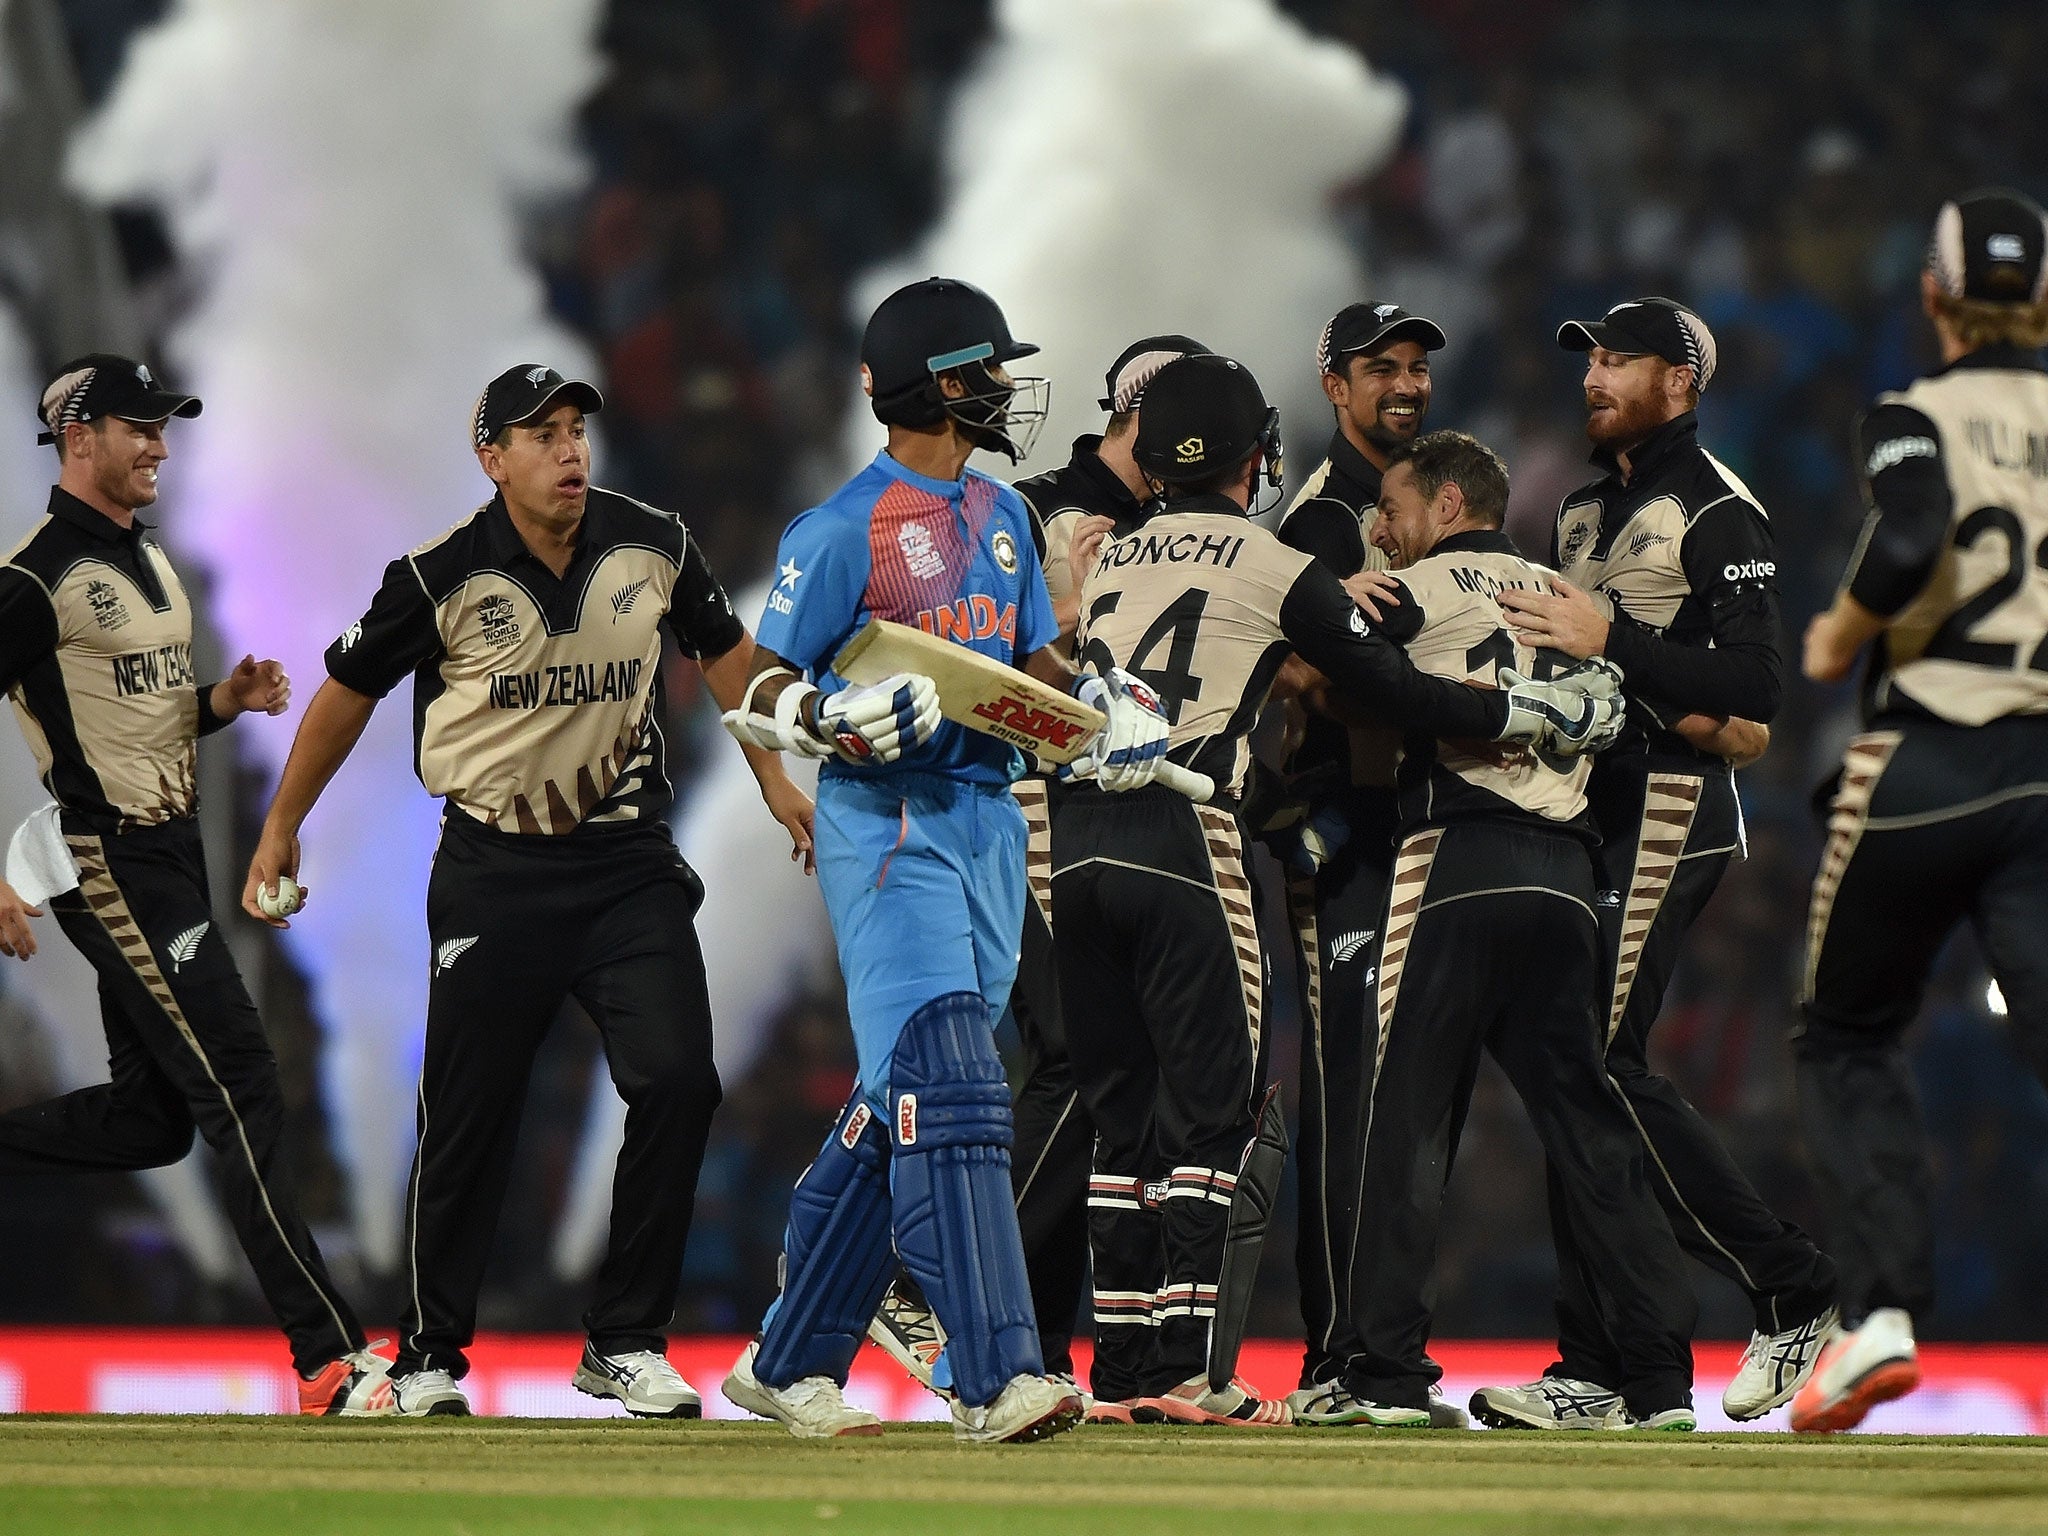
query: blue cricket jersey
[{"left": 755, "top": 450, "right": 1059, "bottom": 787}]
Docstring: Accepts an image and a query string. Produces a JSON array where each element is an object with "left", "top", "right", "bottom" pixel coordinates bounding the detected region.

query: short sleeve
[
  {"left": 665, "top": 530, "right": 746, "bottom": 659},
  {"left": 0, "top": 567, "right": 57, "bottom": 696},
  {"left": 754, "top": 507, "right": 870, "bottom": 676},
  {"left": 325, "top": 556, "right": 443, "bottom": 699}
]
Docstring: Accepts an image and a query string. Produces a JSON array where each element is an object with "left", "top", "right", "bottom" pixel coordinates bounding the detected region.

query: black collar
[
  {"left": 1160, "top": 491, "right": 1251, "bottom": 520},
  {"left": 480, "top": 490, "right": 595, "bottom": 572},
  {"left": 1324, "top": 428, "right": 1385, "bottom": 510},
  {"left": 1588, "top": 409, "right": 1698, "bottom": 486},
  {"left": 47, "top": 486, "right": 150, "bottom": 544},
  {"left": 1066, "top": 434, "right": 1143, "bottom": 520},
  {"left": 1426, "top": 527, "right": 1519, "bottom": 559},
  {"left": 1939, "top": 342, "right": 2048, "bottom": 377}
]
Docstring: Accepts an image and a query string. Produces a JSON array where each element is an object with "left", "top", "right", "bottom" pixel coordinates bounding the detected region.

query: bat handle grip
[{"left": 1154, "top": 760, "right": 1215, "bottom": 804}]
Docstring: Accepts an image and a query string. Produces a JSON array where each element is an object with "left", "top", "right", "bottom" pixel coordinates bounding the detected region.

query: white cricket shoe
[
  {"left": 1469, "top": 1376, "right": 1626, "bottom": 1430},
  {"left": 1791, "top": 1308, "right": 1920, "bottom": 1434},
  {"left": 951, "top": 1373, "right": 1083, "bottom": 1444},
  {"left": 573, "top": 1344, "right": 703, "bottom": 1419},
  {"left": 1427, "top": 1384, "right": 1470, "bottom": 1429},
  {"left": 867, "top": 1277, "right": 949, "bottom": 1397},
  {"left": 390, "top": 1367, "right": 471, "bottom": 1417},
  {"left": 1285, "top": 1381, "right": 1423, "bottom": 1428},
  {"left": 722, "top": 1339, "right": 881, "bottom": 1439},
  {"left": 1724, "top": 1306, "right": 1839, "bottom": 1421}
]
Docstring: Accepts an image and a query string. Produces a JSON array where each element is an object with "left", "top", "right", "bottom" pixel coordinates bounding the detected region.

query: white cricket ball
[{"left": 258, "top": 875, "right": 303, "bottom": 920}]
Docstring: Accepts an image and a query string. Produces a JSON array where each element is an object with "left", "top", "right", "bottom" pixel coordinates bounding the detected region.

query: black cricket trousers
[
  {"left": 396, "top": 813, "right": 721, "bottom": 1377},
  {"left": 0, "top": 817, "right": 365, "bottom": 1375}
]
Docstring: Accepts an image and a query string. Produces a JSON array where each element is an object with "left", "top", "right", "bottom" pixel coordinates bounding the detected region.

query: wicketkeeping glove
[
  {"left": 1071, "top": 668, "right": 1171, "bottom": 791},
  {"left": 1498, "top": 656, "right": 1626, "bottom": 756},
  {"left": 810, "top": 671, "right": 942, "bottom": 764}
]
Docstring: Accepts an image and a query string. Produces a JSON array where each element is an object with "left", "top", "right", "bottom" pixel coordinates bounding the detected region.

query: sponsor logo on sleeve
[
  {"left": 1865, "top": 435, "right": 1937, "bottom": 478},
  {"left": 1721, "top": 560, "right": 1776, "bottom": 583}
]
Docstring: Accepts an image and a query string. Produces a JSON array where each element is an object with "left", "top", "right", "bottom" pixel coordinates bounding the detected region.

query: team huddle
[{"left": 0, "top": 187, "right": 2044, "bottom": 1442}]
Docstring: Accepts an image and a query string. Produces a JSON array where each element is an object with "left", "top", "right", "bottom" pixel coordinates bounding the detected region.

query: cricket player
[
  {"left": 1059, "top": 359, "right": 1625, "bottom": 1426},
  {"left": 1333, "top": 430, "right": 1698, "bottom": 1431},
  {"left": 866, "top": 334, "right": 1206, "bottom": 1400},
  {"left": 1793, "top": 189, "right": 2048, "bottom": 1432},
  {"left": 1468, "top": 297, "right": 1836, "bottom": 1429},
  {"left": 721, "top": 277, "right": 1172, "bottom": 1444},
  {"left": 0, "top": 355, "right": 391, "bottom": 1415},
  {"left": 1268, "top": 302, "right": 1456, "bottom": 1421},
  {"left": 247, "top": 365, "right": 808, "bottom": 1418}
]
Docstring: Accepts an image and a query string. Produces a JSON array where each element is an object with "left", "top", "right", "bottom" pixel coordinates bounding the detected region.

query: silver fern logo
[
  {"left": 1329, "top": 930, "right": 1377, "bottom": 965},
  {"left": 610, "top": 578, "right": 650, "bottom": 622},
  {"left": 435, "top": 935, "right": 480, "bottom": 976},
  {"left": 167, "top": 922, "right": 209, "bottom": 972}
]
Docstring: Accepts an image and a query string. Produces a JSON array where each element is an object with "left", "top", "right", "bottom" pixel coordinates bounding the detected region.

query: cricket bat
[{"left": 832, "top": 619, "right": 1214, "bottom": 802}]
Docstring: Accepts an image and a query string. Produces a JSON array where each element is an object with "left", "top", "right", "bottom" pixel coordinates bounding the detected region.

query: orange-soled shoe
[
  {"left": 1790, "top": 1309, "right": 1920, "bottom": 1434},
  {"left": 1131, "top": 1375, "right": 1293, "bottom": 1426},
  {"left": 1084, "top": 1399, "right": 1137, "bottom": 1424},
  {"left": 299, "top": 1348, "right": 396, "bottom": 1417}
]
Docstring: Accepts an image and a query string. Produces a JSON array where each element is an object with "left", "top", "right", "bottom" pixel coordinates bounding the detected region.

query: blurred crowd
[{"left": 5, "top": 0, "right": 2047, "bottom": 1349}]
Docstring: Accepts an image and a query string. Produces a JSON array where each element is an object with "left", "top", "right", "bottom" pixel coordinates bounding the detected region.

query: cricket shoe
[
  {"left": 1285, "top": 1382, "right": 1425, "bottom": 1428},
  {"left": 1790, "top": 1308, "right": 1919, "bottom": 1434},
  {"left": 1427, "top": 1385, "right": 1469, "bottom": 1429},
  {"left": 1724, "top": 1305, "right": 1839, "bottom": 1421},
  {"left": 390, "top": 1367, "right": 471, "bottom": 1417},
  {"left": 867, "top": 1276, "right": 949, "bottom": 1398},
  {"left": 572, "top": 1344, "right": 703, "bottom": 1418},
  {"left": 1085, "top": 1399, "right": 1138, "bottom": 1425},
  {"left": 952, "top": 1373, "right": 1084, "bottom": 1444},
  {"left": 722, "top": 1340, "right": 881, "bottom": 1439},
  {"left": 298, "top": 1346, "right": 395, "bottom": 1417},
  {"left": 1131, "top": 1375, "right": 1293, "bottom": 1427},
  {"left": 1618, "top": 1407, "right": 1698, "bottom": 1431},
  {"left": 1469, "top": 1376, "right": 1626, "bottom": 1430}
]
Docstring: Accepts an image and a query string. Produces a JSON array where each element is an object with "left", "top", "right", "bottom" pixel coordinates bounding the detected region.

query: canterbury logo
[
  {"left": 1174, "top": 436, "right": 1203, "bottom": 463},
  {"left": 166, "top": 922, "right": 209, "bottom": 972},
  {"left": 1329, "top": 930, "right": 1377, "bottom": 964},
  {"left": 611, "top": 578, "right": 650, "bottom": 621},
  {"left": 435, "top": 935, "right": 480, "bottom": 975}
]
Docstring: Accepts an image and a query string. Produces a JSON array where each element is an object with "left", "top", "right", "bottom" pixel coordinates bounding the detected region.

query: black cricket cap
[
  {"left": 861, "top": 277, "right": 1039, "bottom": 403},
  {"left": 38, "top": 354, "right": 200, "bottom": 445},
  {"left": 472, "top": 365, "right": 603, "bottom": 449},
  {"left": 1557, "top": 296, "right": 1719, "bottom": 392},
  {"left": 1316, "top": 302, "right": 1446, "bottom": 374},
  {"left": 1133, "top": 354, "right": 1275, "bottom": 485},
  {"left": 1930, "top": 188, "right": 2048, "bottom": 305},
  {"left": 1097, "top": 334, "right": 1211, "bottom": 413}
]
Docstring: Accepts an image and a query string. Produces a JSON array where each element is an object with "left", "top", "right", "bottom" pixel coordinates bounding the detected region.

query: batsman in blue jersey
[{"left": 720, "top": 278, "right": 1173, "bottom": 1444}]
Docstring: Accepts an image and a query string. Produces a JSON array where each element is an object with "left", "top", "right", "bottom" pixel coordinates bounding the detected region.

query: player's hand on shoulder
[
  {"left": 1342, "top": 568, "right": 1401, "bottom": 621},
  {"left": 1498, "top": 655, "right": 1626, "bottom": 756},
  {"left": 813, "top": 672, "right": 942, "bottom": 764},
  {"left": 1074, "top": 667, "right": 1171, "bottom": 791}
]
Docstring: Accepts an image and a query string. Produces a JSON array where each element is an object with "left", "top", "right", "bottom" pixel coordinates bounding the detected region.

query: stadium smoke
[
  {"left": 840, "top": 0, "right": 1407, "bottom": 490},
  {"left": 69, "top": 0, "right": 605, "bottom": 1269}
]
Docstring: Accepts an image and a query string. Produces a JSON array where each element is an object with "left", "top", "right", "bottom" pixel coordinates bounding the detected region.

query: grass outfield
[{"left": 4, "top": 1419, "right": 2048, "bottom": 1535}]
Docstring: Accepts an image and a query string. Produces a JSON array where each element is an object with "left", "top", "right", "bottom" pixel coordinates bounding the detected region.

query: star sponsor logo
[
  {"left": 769, "top": 557, "right": 802, "bottom": 616},
  {"left": 992, "top": 528, "right": 1019, "bottom": 574},
  {"left": 476, "top": 593, "right": 521, "bottom": 647}
]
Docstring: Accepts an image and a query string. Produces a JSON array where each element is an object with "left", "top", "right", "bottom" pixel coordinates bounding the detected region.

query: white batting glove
[
  {"left": 1072, "top": 668, "right": 1171, "bottom": 791},
  {"left": 1499, "top": 656, "right": 1626, "bottom": 756},
  {"left": 812, "top": 672, "right": 942, "bottom": 764}
]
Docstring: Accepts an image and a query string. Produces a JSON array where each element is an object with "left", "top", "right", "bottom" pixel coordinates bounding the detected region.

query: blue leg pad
[
  {"left": 889, "top": 991, "right": 1044, "bottom": 1406},
  {"left": 755, "top": 1090, "right": 896, "bottom": 1387}
]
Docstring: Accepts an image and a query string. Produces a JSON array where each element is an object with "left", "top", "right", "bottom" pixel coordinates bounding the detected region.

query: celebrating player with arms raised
[{"left": 721, "top": 278, "right": 1171, "bottom": 1444}]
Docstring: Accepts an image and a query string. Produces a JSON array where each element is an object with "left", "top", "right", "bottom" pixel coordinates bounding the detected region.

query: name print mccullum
[{"left": 487, "top": 657, "right": 644, "bottom": 710}]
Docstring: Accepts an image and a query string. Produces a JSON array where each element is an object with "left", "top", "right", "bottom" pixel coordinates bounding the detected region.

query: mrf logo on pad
[
  {"left": 840, "top": 1102, "right": 872, "bottom": 1150},
  {"left": 897, "top": 1093, "right": 919, "bottom": 1146}
]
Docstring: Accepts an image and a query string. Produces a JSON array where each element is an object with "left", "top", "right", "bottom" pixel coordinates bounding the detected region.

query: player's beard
[
  {"left": 1361, "top": 394, "right": 1425, "bottom": 455},
  {"left": 1584, "top": 390, "right": 1666, "bottom": 452}
]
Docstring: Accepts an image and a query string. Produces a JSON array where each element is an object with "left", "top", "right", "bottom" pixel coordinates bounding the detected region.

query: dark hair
[
  {"left": 1387, "top": 429, "right": 1509, "bottom": 527},
  {"left": 1104, "top": 408, "right": 1136, "bottom": 439}
]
